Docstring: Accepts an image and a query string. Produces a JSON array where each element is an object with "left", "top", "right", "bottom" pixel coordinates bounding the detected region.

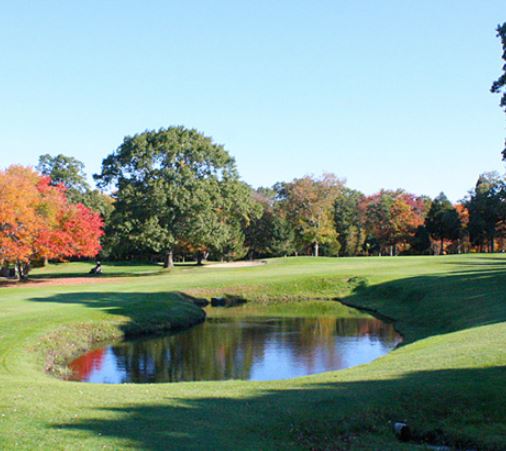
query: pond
[{"left": 68, "top": 305, "right": 402, "bottom": 383}]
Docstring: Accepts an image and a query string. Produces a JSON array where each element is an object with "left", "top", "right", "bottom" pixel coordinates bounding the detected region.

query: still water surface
[{"left": 68, "top": 315, "right": 401, "bottom": 383}]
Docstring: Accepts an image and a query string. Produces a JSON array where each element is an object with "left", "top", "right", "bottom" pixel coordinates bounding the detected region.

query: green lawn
[{"left": 1, "top": 255, "right": 506, "bottom": 449}]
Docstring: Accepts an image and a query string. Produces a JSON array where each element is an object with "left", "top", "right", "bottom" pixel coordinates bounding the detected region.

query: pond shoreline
[
  {"left": 38, "top": 295, "right": 206, "bottom": 379},
  {"left": 64, "top": 298, "right": 402, "bottom": 384},
  {"left": 336, "top": 298, "right": 404, "bottom": 347},
  {"left": 40, "top": 291, "right": 403, "bottom": 382}
]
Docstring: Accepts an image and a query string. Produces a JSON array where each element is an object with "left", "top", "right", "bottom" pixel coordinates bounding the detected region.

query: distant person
[{"left": 89, "top": 261, "right": 102, "bottom": 275}]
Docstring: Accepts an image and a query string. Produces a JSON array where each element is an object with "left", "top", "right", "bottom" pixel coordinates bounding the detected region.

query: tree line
[
  {"left": 1, "top": 22, "right": 505, "bottom": 274},
  {"left": 2, "top": 126, "right": 505, "bottom": 273},
  {"left": 247, "top": 172, "right": 506, "bottom": 258}
]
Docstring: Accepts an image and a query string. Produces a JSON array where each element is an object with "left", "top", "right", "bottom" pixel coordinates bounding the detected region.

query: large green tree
[
  {"left": 491, "top": 22, "right": 506, "bottom": 159},
  {"left": 425, "top": 193, "right": 461, "bottom": 255},
  {"left": 95, "top": 126, "right": 254, "bottom": 266},
  {"left": 37, "top": 153, "right": 114, "bottom": 225},
  {"left": 37, "top": 154, "right": 90, "bottom": 201}
]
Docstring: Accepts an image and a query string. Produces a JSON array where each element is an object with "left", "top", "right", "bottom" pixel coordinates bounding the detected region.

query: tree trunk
[
  {"left": 163, "top": 250, "right": 174, "bottom": 268},
  {"left": 43, "top": 256, "right": 48, "bottom": 267},
  {"left": 390, "top": 245, "right": 394, "bottom": 257},
  {"left": 196, "top": 251, "right": 208, "bottom": 266},
  {"left": 16, "top": 261, "right": 30, "bottom": 280},
  {"left": 440, "top": 238, "right": 444, "bottom": 255},
  {"left": 313, "top": 242, "right": 319, "bottom": 257}
]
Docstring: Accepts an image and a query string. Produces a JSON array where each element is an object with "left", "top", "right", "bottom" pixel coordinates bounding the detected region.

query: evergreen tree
[
  {"left": 425, "top": 193, "right": 461, "bottom": 254},
  {"left": 466, "top": 172, "right": 506, "bottom": 252},
  {"left": 410, "top": 225, "right": 432, "bottom": 254}
]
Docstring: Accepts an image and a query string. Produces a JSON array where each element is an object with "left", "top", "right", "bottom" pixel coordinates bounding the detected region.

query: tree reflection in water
[{"left": 68, "top": 316, "right": 401, "bottom": 384}]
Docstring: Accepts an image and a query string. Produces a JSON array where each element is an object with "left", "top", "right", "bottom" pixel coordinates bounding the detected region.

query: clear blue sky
[{"left": 0, "top": 1, "right": 504, "bottom": 201}]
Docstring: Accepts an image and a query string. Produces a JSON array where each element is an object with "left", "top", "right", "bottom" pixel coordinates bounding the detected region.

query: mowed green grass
[{"left": 1, "top": 255, "right": 506, "bottom": 450}]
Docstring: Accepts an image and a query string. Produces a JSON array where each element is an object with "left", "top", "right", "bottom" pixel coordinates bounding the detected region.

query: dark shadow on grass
[
  {"left": 441, "top": 255, "right": 506, "bottom": 266},
  {"left": 51, "top": 366, "right": 506, "bottom": 450},
  {"left": 0, "top": 278, "right": 46, "bottom": 287},
  {"left": 29, "top": 267, "right": 165, "bottom": 280},
  {"left": 339, "top": 265, "right": 506, "bottom": 343},
  {"left": 29, "top": 272, "right": 163, "bottom": 279},
  {"left": 28, "top": 291, "right": 206, "bottom": 336},
  {"left": 29, "top": 261, "right": 202, "bottom": 280}
]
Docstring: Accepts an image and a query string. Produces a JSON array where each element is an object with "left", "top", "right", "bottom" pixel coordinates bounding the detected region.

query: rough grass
[{"left": 1, "top": 255, "right": 506, "bottom": 449}]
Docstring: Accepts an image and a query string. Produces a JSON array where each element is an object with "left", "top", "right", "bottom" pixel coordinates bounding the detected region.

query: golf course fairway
[{"left": 1, "top": 255, "right": 505, "bottom": 450}]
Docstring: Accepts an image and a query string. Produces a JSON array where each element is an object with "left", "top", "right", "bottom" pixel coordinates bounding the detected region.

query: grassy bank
[{"left": 1, "top": 255, "right": 506, "bottom": 449}]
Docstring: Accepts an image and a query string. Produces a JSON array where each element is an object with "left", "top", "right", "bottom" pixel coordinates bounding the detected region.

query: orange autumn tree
[
  {"left": 0, "top": 166, "right": 103, "bottom": 278},
  {"left": 361, "top": 190, "right": 425, "bottom": 256},
  {"left": 455, "top": 203, "right": 470, "bottom": 253},
  {"left": 0, "top": 166, "right": 44, "bottom": 270}
]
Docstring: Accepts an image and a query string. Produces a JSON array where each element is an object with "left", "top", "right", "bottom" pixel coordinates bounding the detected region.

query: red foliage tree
[{"left": 0, "top": 166, "right": 103, "bottom": 278}]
